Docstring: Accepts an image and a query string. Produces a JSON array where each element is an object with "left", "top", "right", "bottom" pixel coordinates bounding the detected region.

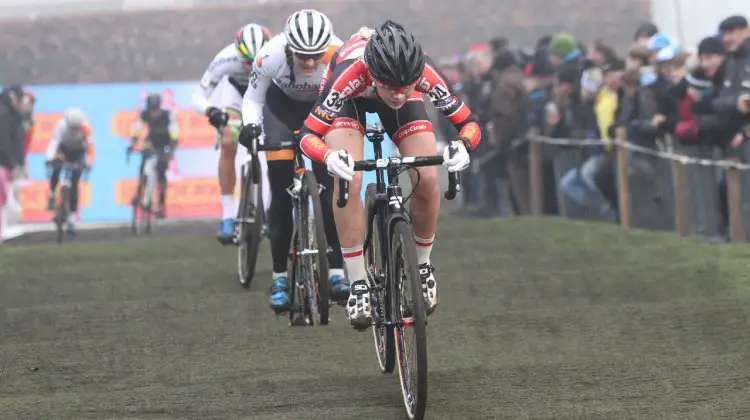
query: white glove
[
  {"left": 442, "top": 140, "right": 470, "bottom": 173},
  {"left": 325, "top": 150, "right": 355, "bottom": 181}
]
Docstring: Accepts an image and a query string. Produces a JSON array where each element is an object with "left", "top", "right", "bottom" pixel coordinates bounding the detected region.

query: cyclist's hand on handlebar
[
  {"left": 239, "top": 123, "right": 262, "bottom": 149},
  {"left": 207, "top": 107, "right": 229, "bottom": 130},
  {"left": 325, "top": 150, "right": 355, "bottom": 181},
  {"left": 442, "top": 139, "right": 471, "bottom": 173}
]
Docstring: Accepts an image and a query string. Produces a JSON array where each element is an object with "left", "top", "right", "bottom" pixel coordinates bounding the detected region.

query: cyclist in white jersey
[
  {"left": 235, "top": 9, "right": 349, "bottom": 312},
  {"left": 192, "top": 23, "right": 272, "bottom": 244}
]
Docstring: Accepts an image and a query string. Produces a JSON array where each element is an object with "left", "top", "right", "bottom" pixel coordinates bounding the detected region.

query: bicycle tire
[
  {"left": 237, "top": 169, "right": 263, "bottom": 289},
  {"left": 56, "top": 185, "right": 70, "bottom": 245},
  {"left": 301, "top": 171, "right": 330, "bottom": 325},
  {"left": 142, "top": 171, "right": 156, "bottom": 235},
  {"left": 365, "top": 183, "right": 395, "bottom": 373},
  {"left": 130, "top": 173, "right": 144, "bottom": 235},
  {"left": 391, "top": 220, "right": 428, "bottom": 420}
]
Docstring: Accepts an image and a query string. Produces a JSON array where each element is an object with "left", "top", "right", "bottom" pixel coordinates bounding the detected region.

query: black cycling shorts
[
  {"left": 58, "top": 143, "right": 86, "bottom": 164},
  {"left": 261, "top": 83, "right": 314, "bottom": 159},
  {"left": 331, "top": 93, "right": 434, "bottom": 146}
]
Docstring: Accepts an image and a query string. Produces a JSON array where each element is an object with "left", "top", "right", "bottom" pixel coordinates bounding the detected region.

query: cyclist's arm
[
  {"left": 420, "top": 55, "right": 482, "bottom": 150},
  {"left": 299, "top": 59, "right": 366, "bottom": 163},
  {"left": 45, "top": 120, "right": 64, "bottom": 161},
  {"left": 130, "top": 111, "right": 146, "bottom": 145},
  {"left": 192, "top": 47, "right": 243, "bottom": 114},
  {"left": 83, "top": 124, "right": 95, "bottom": 167},
  {"left": 168, "top": 110, "right": 179, "bottom": 142},
  {"left": 241, "top": 45, "right": 275, "bottom": 127}
]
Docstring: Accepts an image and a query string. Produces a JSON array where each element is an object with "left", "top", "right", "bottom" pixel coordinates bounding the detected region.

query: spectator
[
  {"left": 486, "top": 51, "right": 527, "bottom": 216},
  {"left": 634, "top": 22, "right": 659, "bottom": 46},
  {"left": 489, "top": 37, "right": 509, "bottom": 59},
  {"left": 714, "top": 15, "right": 750, "bottom": 147}
]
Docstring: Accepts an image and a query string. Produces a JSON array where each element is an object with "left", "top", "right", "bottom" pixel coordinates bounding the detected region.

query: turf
[{"left": 2, "top": 217, "right": 750, "bottom": 419}]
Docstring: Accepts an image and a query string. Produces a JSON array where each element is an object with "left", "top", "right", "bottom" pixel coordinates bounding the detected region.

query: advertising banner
[{"left": 19, "top": 81, "right": 392, "bottom": 224}]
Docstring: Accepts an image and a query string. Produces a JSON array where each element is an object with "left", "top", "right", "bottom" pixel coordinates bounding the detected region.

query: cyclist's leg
[
  {"left": 156, "top": 147, "right": 169, "bottom": 214},
  {"left": 311, "top": 160, "right": 347, "bottom": 296},
  {"left": 133, "top": 148, "right": 148, "bottom": 204},
  {"left": 62, "top": 146, "right": 86, "bottom": 232},
  {"left": 265, "top": 83, "right": 349, "bottom": 298},
  {"left": 377, "top": 95, "right": 440, "bottom": 313},
  {"left": 260, "top": 102, "right": 295, "bottom": 311},
  {"left": 325, "top": 100, "right": 369, "bottom": 327},
  {"left": 48, "top": 163, "right": 61, "bottom": 210},
  {"left": 210, "top": 76, "right": 242, "bottom": 241}
]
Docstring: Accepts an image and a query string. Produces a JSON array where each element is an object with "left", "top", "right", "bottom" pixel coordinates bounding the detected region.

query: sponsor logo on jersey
[
  {"left": 332, "top": 118, "right": 362, "bottom": 132},
  {"left": 313, "top": 105, "right": 336, "bottom": 122},
  {"left": 434, "top": 95, "right": 458, "bottom": 111},
  {"left": 394, "top": 122, "right": 429, "bottom": 143},
  {"left": 249, "top": 71, "right": 259, "bottom": 89},
  {"left": 256, "top": 54, "right": 268, "bottom": 68},
  {"left": 280, "top": 81, "right": 319, "bottom": 91}
]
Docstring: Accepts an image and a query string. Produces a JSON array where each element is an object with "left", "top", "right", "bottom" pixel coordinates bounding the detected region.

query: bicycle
[
  {"left": 48, "top": 160, "right": 88, "bottom": 245},
  {"left": 213, "top": 118, "right": 266, "bottom": 288},
  {"left": 127, "top": 146, "right": 169, "bottom": 235},
  {"left": 244, "top": 123, "right": 331, "bottom": 326},
  {"left": 337, "top": 123, "right": 460, "bottom": 420}
]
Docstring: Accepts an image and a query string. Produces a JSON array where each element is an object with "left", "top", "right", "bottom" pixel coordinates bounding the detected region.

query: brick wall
[{"left": 0, "top": 0, "right": 650, "bottom": 84}]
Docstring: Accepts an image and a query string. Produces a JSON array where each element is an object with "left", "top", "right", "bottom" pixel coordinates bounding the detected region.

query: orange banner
[
  {"left": 19, "top": 180, "right": 92, "bottom": 222},
  {"left": 114, "top": 177, "right": 222, "bottom": 218},
  {"left": 27, "top": 113, "right": 64, "bottom": 154},
  {"left": 111, "top": 109, "right": 217, "bottom": 149}
]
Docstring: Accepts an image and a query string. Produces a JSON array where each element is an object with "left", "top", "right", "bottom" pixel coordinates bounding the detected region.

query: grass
[{"left": 2, "top": 216, "right": 750, "bottom": 419}]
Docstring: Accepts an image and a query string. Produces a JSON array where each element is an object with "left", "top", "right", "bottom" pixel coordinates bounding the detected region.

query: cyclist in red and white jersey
[{"left": 298, "top": 21, "right": 481, "bottom": 329}]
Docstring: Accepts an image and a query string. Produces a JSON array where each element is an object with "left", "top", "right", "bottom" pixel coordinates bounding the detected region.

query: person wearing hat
[
  {"left": 548, "top": 33, "right": 582, "bottom": 67},
  {"left": 713, "top": 15, "right": 750, "bottom": 121},
  {"left": 634, "top": 23, "right": 659, "bottom": 46}
]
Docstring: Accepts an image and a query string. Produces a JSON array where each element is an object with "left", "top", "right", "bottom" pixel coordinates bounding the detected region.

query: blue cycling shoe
[
  {"left": 329, "top": 272, "right": 350, "bottom": 303},
  {"left": 269, "top": 276, "right": 291, "bottom": 312},
  {"left": 216, "top": 219, "right": 236, "bottom": 245}
]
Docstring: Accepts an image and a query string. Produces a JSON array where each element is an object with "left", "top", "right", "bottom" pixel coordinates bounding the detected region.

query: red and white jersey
[{"left": 299, "top": 33, "right": 482, "bottom": 163}]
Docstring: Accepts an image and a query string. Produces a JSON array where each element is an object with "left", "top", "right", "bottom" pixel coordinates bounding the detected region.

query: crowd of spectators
[{"left": 444, "top": 15, "right": 750, "bottom": 235}]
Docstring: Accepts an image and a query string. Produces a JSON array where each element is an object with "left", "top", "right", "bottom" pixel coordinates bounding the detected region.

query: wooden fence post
[
  {"left": 672, "top": 159, "right": 690, "bottom": 236},
  {"left": 528, "top": 133, "right": 543, "bottom": 215},
  {"left": 615, "top": 127, "right": 632, "bottom": 228},
  {"left": 726, "top": 162, "right": 745, "bottom": 242}
]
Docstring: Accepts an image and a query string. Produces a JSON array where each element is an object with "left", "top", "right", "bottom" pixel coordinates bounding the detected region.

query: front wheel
[
  {"left": 55, "top": 185, "right": 70, "bottom": 245},
  {"left": 366, "top": 183, "right": 394, "bottom": 373},
  {"left": 391, "top": 220, "right": 428, "bottom": 420},
  {"left": 301, "top": 171, "right": 330, "bottom": 325},
  {"left": 237, "top": 168, "right": 263, "bottom": 289}
]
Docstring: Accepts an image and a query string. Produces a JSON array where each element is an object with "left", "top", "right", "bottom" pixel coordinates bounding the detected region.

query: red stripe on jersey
[
  {"left": 304, "top": 112, "right": 331, "bottom": 137},
  {"left": 447, "top": 103, "right": 471, "bottom": 125},
  {"left": 393, "top": 120, "right": 433, "bottom": 145},
  {"left": 331, "top": 117, "right": 365, "bottom": 134}
]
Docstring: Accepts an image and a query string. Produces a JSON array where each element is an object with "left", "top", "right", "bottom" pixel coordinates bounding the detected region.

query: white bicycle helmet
[
  {"left": 284, "top": 9, "right": 334, "bottom": 54},
  {"left": 235, "top": 23, "right": 272, "bottom": 61},
  {"left": 64, "top": 107, "right": 86, "bottom": 128}
]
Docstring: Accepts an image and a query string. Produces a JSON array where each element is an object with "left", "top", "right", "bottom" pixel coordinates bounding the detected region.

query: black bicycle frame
[{"left": 336, "top": 127, "right": 460, "bottom": 327}]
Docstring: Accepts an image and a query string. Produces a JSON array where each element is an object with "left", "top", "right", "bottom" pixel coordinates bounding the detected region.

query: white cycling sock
[
  {"left": 221, "top": 195, "right": 235, "bottom": 220},
  {"left": 414, "top": 234, "right": 434, "bottom": 266},
  {"left": 342, "top": 246, "right": 367, "bottom": 284},
  {"left": 329, "top": 268, "right": 346, "bottom": 279},
  {"left": 272, "top": 271, "right": 287, "bottom": 280}
]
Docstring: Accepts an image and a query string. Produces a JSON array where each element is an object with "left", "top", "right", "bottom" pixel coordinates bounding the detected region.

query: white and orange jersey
[
  {"left": 46, "top": 118, "right": 95, "bottom": 166},
  {"left": 241, "top": 33, "right": 343, "bottom": 126}
]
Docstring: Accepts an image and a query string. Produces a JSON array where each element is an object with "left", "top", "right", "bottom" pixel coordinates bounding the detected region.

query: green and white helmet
[{"left": 235, "top": 23, "right": 272, "bottom": 61}]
